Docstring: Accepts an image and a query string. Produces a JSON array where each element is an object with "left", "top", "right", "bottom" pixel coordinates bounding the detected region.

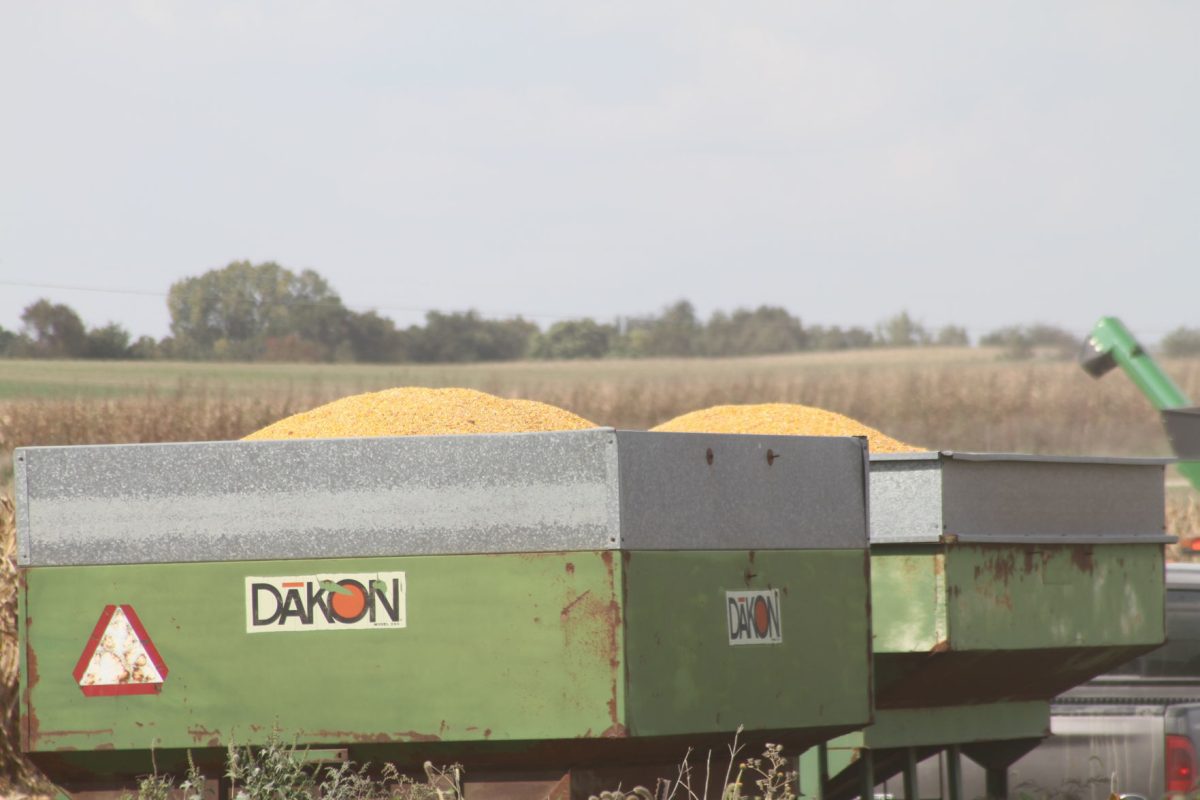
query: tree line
[{"left": 3, "top": 260, "right": 1197, "bottom": 362}]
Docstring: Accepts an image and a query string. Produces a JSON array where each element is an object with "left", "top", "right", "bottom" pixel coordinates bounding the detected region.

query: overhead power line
[{"left": 0, "top": 278, "right": 577, "bottom": 322}]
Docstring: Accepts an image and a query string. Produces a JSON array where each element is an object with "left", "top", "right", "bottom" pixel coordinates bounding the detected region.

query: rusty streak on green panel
[
  {"left": 622, "top": 549, "right": 872, "bottom": 737},
  {"left": 945, "top": 543, "right": 1165, "bottom": 651},
  {"left": 23, "top": 551, "right": 623, "bottom": 752},
  {"left": 870, "top": 543, "right": 1164, "bottom": 655}
]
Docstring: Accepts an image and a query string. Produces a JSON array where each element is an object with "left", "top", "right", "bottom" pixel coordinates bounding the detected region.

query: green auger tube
[{"left": 1082, "top": 316, "right": 1200, "bottom": 490}]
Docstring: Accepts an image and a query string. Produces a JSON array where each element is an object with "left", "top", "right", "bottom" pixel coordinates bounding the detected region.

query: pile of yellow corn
[
  {"left": 652, "top": 403, "right": 923, "bottom": 453},
  {"left": 243, "top": 387, "right": 596, "bottom": 440}
]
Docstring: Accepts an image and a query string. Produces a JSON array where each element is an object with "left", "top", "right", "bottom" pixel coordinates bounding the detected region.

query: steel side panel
[
  {"left": 623, "top": 549, "right": 872, "bottom": 737},
  {"left": 861, "top": 701, "right": 1050, "bottom": 749},
  {"left": 869, "top": 548, "right": 947, "bottom": 653},
  {"left": 868, "top": 455, "right": 1166, "bottom": 544},
  {"left": 22, "top": 552, "right": 624, "bottom": 752},
  {"left": 941, "top": 459, "right": 1166, "bottom": 540},
  {"left": 869, "top": 544, "right": 1165, "bottom": 654},
  {"left": 945, "top": 543, "right": 1166, "bottom": 650},
  {"left": 17, "top": 431, "right": 622, "bottom": 566},
  {"left": 616, "top": 433, "right": 869, "bottom": 550}
]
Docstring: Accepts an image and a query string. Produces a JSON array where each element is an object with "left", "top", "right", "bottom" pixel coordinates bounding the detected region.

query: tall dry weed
[{"left": 0, "top": 493, "right": 50, "bottom": 795}]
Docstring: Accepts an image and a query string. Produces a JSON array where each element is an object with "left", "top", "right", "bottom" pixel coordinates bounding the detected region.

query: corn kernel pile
[
  {"left": 244, "top": 387, "right": 597, "bottom": 440},
  {"left": 652, "top": 403, "right": 922, "bottom": 453}
]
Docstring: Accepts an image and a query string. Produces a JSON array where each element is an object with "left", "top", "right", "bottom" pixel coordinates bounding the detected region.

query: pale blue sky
[{"left": 2, "top": 2, "right": 1197, "bottom": 341}]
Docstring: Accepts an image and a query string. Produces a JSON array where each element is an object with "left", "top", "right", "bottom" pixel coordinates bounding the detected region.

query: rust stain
[
  {"left": 565, "top": 562, "right": 575, "bottom": 575},
  {"left": 559, "top": 552, "right": 623, "bottom": 730},
  {"left": 560, "top": 590, "right": 593, "bottom": 620},
  {"left": 601, "top": 723, "right": 629, "bottom": 738},
  {"left": 439, "top": 719, "right": 449, "bottom": 737},
  {"left": 1070, "top": 546, "right": 1095, "bottom": 574},
  {"left": 20, "top": 575, "right": 39, "bottom": 750},
  {"left": 601, "top": 551, "right": 622, "bottom": 729},
  {"left": 95, "top": 743, "right": 115, "bottom": 750},
  {"left": 932, "top": 556, "right": 944, "bottom": 576},
  {"left": 484, "top": 728, "right": 492, "bottom": 739},
  {"left": 305, "top": 728, "right": 441, "bottom": 743},
  {"left": 187, "top": 725, "right": 222, "bottom": 745},
  {"left": 39, "top": 728, "right": 114, "bottom": 737},
  {"left": 930, "top": 640, "right": 951, "bottom": 654},
  {"left": 988, "top": 552, "right": 1016, "bottom": 584}
]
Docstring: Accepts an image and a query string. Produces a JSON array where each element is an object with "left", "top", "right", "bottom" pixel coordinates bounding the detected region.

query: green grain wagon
[
  {"left": 16, "top": 429, "right": 873, "bottom": 799},
  {"left": 803, "top": 451, "right": 1169, "bottom": 800}
]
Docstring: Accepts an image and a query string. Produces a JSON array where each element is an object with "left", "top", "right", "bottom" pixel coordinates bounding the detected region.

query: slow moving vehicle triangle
[{"left": 72, "top": 605, "right": 168, "bottom": 696}]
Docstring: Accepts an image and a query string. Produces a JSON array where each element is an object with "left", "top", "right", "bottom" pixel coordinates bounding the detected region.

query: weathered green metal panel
[
  {"left": 868, "top": 548, "right": 946, "bottom": 653},
  {"left": 22, "top": 551, "right": 623, "bottom": 752},
  {"left": 868, "top": 542, "right": 1166, "bottom": 711},
  {"left": 623, "top": 549, "right": 872, "bottom": 737},
  {"left": 945, "top": 543, "right": 1165, "bottom": 651},
  {"left": 860, "top": 701, "right": 1049, "bottom": 750}
]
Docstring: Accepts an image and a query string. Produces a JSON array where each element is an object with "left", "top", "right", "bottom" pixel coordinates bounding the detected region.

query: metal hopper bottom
[{"left": 873, "top": 643, "right": 1164, "bottom": 710}]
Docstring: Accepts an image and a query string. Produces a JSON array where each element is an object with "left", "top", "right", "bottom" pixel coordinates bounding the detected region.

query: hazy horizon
[{"left": 2, "top": 3, "right": 1197, "bottom": 342}]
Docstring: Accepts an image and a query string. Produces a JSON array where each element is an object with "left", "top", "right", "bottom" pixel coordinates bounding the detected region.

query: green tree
[
  {"left": 128, "top": 335, "right": 161, "bottom": 360},
  {"left": 529, "top": 319, "right": 618, "bottom": 359},
  {"left": 167, "top": 261, "right": 351, "bottom": 360},
  {"left": 616, "top": 300, "right": 703, "bottom": 357},
  {"left": 0, "top": 324, "right": 18, "bottom": 356},
  {"left": 1163, "top": 327, "right": 1200, "bottom": 358},
  {"left": 979, "top": 325, "right": 1033, "bottom": 359},
  {"left": 980, "top": 323, "right": 1076, "bottom": 360},
  {"left": 85, "top": 322, "right": 132, "bottom": 359},
  {"left": 705, "top": 306, "right": 807, "bottom": 356},
  {"left": 876, "top": 311, "right": 930, "bottom": 347},
  {"left": 935, "top": 325, "right": 970, "bottom": 346},
  {"left": 807, "top": 325, "right": 875, "bottom": 350},
  {"left": 344, "top": 310, "right": 408, "bottom": 363},
  {"left": 408, "top": 311, "right": 537, "bottom": 363},
  {"left": 20, "top": 299, "right": 88, "bottom": 358}
]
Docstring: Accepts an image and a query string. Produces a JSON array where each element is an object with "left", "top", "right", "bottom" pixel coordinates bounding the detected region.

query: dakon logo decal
[
  {"left": 245, "top": 572, "right": 406, "bottom": 633},
  {"left": 726, "top": 589, "right": 782, "bottom": 645}
]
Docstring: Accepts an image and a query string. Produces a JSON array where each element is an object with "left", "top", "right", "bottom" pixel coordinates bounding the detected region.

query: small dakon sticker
[
  {"left": 73, "top": 605, "right": 168, "bottom": 696},
  {"left": 726, "top": 589, "right": 783, "bottom": 646},
  {"left": 245, "top": 572, "right": 407, "bottom": 633}
]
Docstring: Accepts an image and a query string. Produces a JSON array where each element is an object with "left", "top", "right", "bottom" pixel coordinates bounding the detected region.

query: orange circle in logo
[
  {"left": 331, "top": 582, "right": 367, "bottom": 620},
  {"left": 753, "top": 596, "right": 770, "bottom": 637}
]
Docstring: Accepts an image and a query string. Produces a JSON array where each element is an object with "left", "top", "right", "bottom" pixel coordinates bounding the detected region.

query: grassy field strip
[{"left": 0, "top": 348, "right": 998, "bottom": 399}]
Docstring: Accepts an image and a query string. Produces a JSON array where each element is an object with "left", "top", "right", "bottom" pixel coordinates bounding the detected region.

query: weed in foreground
[
  {"left": 111, "top": 729, "right": 794, "bottom": 800},
  {"left": 591, "top": 727, "right": 797, "bottom": 800},
  {"left": 118, "top": 734, "right": 466, "bottom": 800}
]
